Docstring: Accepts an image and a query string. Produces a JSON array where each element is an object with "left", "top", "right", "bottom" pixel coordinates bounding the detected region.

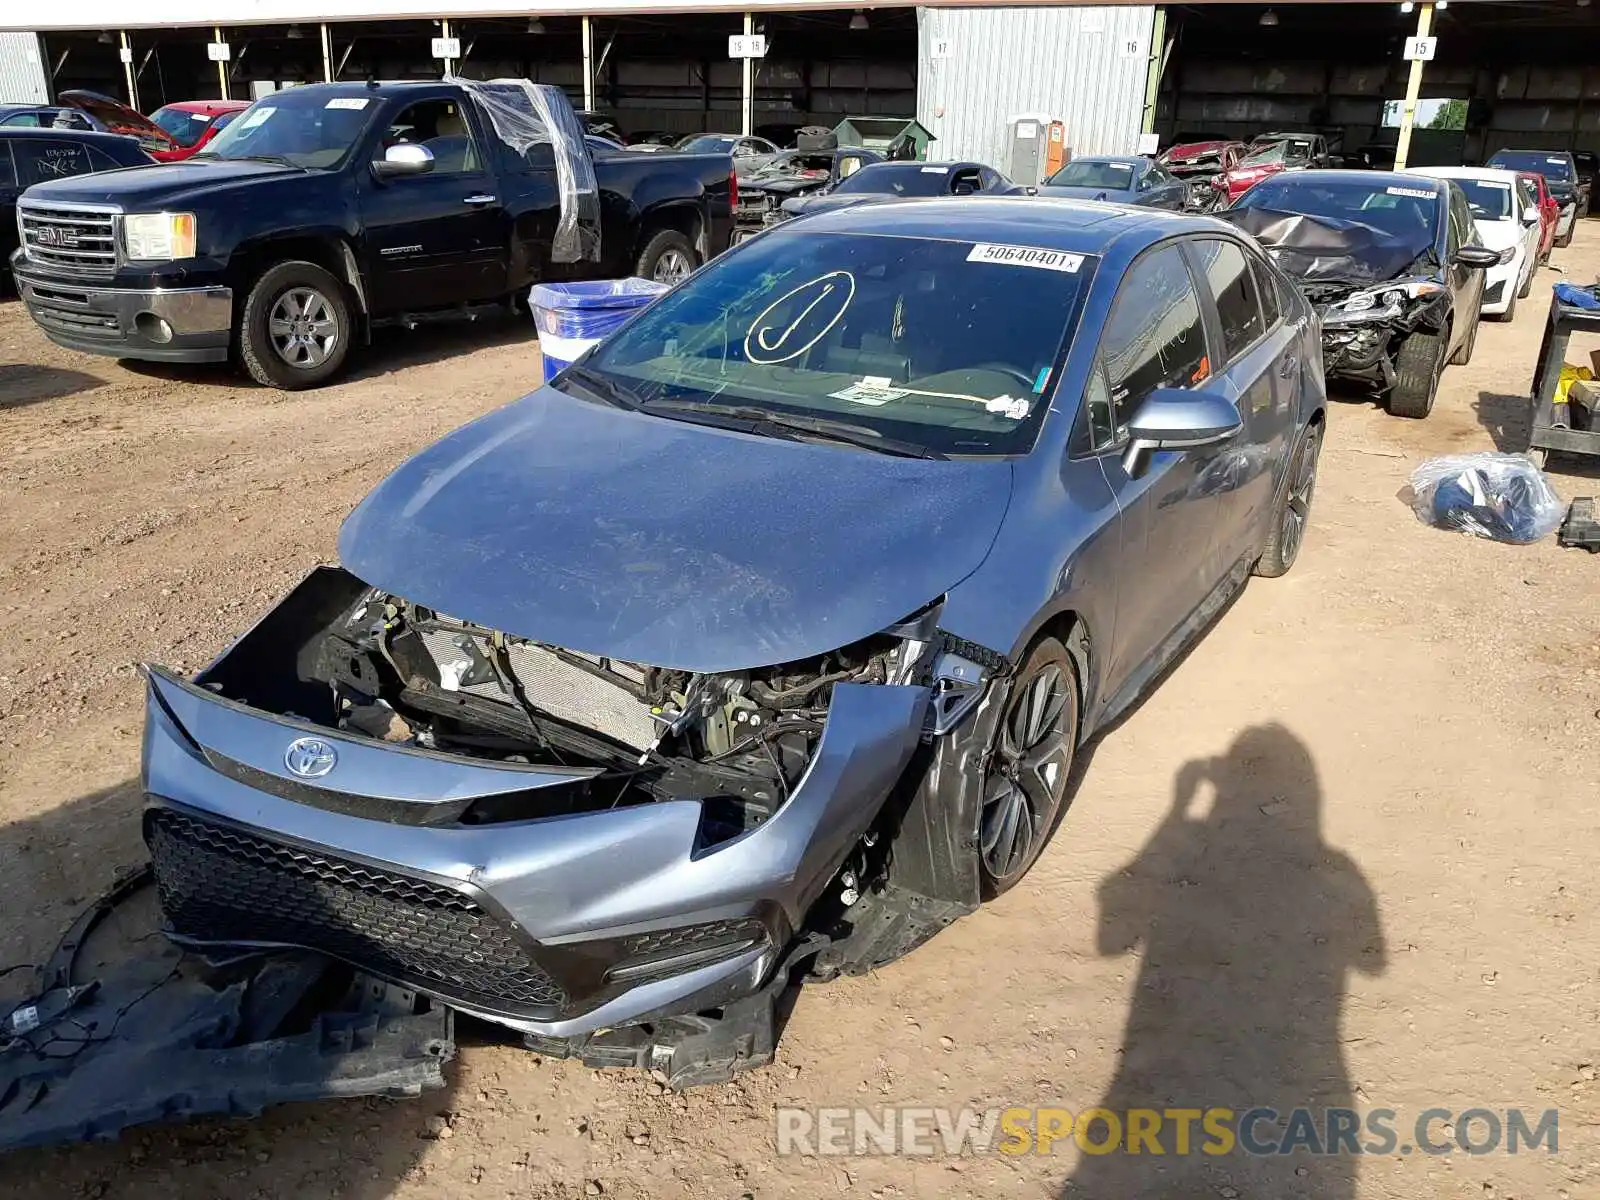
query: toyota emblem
[{"left": 284, "top": 736, "right": 338, "bottom": 779}]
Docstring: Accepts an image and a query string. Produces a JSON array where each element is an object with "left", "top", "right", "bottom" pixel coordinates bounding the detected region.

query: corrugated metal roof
[
  {"left": 0, "top": 33, "right": 49, "bottom": 104},
  {"left": 917, "top": 5, "right": 1155, "bottom": 170}
]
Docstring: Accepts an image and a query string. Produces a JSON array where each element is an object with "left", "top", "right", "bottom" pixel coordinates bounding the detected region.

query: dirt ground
[{"left": 1, "top": 231, "right": 1598, "bottom": 1200}]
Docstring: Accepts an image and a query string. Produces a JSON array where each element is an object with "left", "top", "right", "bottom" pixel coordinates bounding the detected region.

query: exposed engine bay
[{"left": 199, "top": 567, "right": 988, "bottom": 837}]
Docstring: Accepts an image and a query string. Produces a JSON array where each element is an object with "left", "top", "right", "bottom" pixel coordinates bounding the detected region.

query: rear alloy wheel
[
  {"left": 635, "top": 229, "right": 698, "bottom": 285},
  {"left": 1388, "top": 327, "right": 1446, "bottom": 419},
  {"left": 980, "top": 638, "right": 1079, "bottom": 898},
  {"left": 1254, "top": 421, "right": 1322, "bottom": 578}
]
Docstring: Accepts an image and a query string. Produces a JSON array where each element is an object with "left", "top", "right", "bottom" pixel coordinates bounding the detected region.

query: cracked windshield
[{"left": 575, "top": 231, "right": 1094, "bottom": 456}]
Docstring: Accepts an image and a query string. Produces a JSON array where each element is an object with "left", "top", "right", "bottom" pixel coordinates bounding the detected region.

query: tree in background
[{"left": 1427, "top": 98, "right": 1468, "bottom": 131}]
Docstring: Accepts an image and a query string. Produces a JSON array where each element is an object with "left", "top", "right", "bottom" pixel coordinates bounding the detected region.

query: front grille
[
  {"left": 18, "top": 201, "right": 119, "bottom": 278},
  {"left": 147, "top": 807, "right": 566, "bottom": 1014}
]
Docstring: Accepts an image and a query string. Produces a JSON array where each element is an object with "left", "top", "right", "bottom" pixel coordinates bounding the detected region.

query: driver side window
[
  {"left": 382, "top": 99, "right": 482, "bottom": 176},
  {"left": 1089, "top": 242, "right": 1208, "bottom": 452}
]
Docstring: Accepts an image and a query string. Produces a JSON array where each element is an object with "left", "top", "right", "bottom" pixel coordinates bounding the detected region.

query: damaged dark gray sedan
[
  {"left": 139, "top": 199, "right": 1326, "bottom": 1084},
  {"left": 1223, "top": 170, "right": 1500, "bottom": 418}
]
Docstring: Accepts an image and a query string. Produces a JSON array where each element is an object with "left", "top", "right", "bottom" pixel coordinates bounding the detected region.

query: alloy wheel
[
  {"left": 981, "top": 662, "right": 1076, "bottom": 886},
  {"left": 268, "top": 286, "right": 340, "bottom": 369},
  {"left": 653, "top": 249, "right": 694, "bottom": 284},
  {"left": 1279, "top": 426, "right": 1321, "bottom": 566}
]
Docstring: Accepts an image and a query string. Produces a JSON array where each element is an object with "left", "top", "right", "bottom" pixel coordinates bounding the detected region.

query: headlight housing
[
  {"left": 122, "top": 212, "right": 197, "bottom": 262},
  {"left": 1320, "top": 279, "right": 1443, "bottom": 326}
]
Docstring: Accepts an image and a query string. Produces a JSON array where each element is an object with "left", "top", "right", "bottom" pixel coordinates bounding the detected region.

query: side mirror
[
  {"left": 1452, "top": 244, "right": 1502, "bottom": 269},
  {"left": 1025, "top": 185, "right": 1039, "bottom": 196},
  {"left": 1120, "top": 387, "right": 1242, "bottom": 480},
  {"left": 1326, "top": 155, "right": 1345, "bottom": 169},
  {"left": 373, "top": 143, "right": 434, "bottom": 179},
  {"left": 1522, "top": 208, "right": 1542, "bottom": 226}
]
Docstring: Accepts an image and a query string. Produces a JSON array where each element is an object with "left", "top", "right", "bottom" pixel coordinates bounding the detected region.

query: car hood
[
  {"left": 337, "top": 388, "right": 1015, "bottom": 673},
  {"left": 1036, "top": 184, "right": 1130, "bottom": 202},
  {"left": 741, "top": 174, "right": 830, "bottom": 196},
  {"left": 21, "top": 158, "right": 312, "bottom": 209},
  {"left": 784, "top": 192, "right": 897, "bottom": 215},
  {"left": 1474, "top": 220, "right": 1525, "bottom": 253},
  {"left": 1219, "top": 205, "right": 1438, "bottom": 285}
]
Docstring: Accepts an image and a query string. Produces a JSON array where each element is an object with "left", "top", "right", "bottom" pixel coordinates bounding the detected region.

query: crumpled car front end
[
  {"left": 1304, "top": 277, "right": 1451, "bottom": 387},
  {"left": 140, "top": 566, "right": 974, "bottom": 1039}
]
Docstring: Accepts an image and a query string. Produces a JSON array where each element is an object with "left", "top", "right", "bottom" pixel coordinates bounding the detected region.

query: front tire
[
  {"left": 1450, "top": 311, "right": 1477, "bottom": 364},
  {"left": 634, "top": 229, "right": 698, "bottom": 285},
  {"left": 979, "top": 638, "right": 1079, "bottom": 899},
  {"left": 239, "top": 261, "right": 352, "bottom": 390},
  {"left": 1494, "top": 287, "right": 1517, "bottom": 323},
  {"left": 1389, "top": 328, "right": 1445, "bottom": 419},
  {"left": 1254, "top": 421, "right": 1322, "bottom": 578}
]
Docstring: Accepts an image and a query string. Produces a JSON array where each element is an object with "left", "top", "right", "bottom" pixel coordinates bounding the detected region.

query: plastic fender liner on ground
[{"left": 0, "top": 873, "right": 454, "bottom": 1154}]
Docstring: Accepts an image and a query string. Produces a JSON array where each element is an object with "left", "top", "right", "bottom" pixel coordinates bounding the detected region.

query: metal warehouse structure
[
  {"left": 3, "top": 3, "right": 1598, "bottom": 171},
  {"left": 0, "top": 3, "right": 1166, "bottom": 164}
]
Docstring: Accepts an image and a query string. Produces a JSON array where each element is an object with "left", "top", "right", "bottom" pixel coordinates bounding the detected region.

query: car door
[
  {"left": 1443, "top": 183, "right": 1484, "bottom": 352},
  {"left": 1185, "top": 236, "right": 1298, "bottom": 566},
  {"left": 0, "top": 139, "right": 20, "bottom": 261},
  {"left": 1152, "top": 164, "right": 1187, "bottom": 209},
  {"left": 1087, "top": 239, "right": 1234, "bottom": 700},
  {"left": 358, "top": 94, "right": 509, "bottom": 308}
]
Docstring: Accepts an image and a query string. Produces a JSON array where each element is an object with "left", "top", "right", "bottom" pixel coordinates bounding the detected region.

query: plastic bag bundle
[
  {"left": 457, "top": 78, "right": 600, "bottom": 264},
  {"left": 1407, "top": 453, "right": 1567, "bottom": 544}
]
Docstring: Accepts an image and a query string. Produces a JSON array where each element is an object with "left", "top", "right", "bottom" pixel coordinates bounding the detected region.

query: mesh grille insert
[{"left": 146, "top": 807, "right": 565, "bottom": 1014}]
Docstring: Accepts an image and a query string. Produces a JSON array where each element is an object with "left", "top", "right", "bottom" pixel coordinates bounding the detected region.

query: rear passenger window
[
  {"left": 1254, "top": 257, "right": 1282, "bottom": 328},
  {"left": 11, "top": 139, "right": 92, "bottom": 185},
  {"left": 1096, "top": 242, "right": 1208, "bottom": 448},
  {"left": 1191, "top": 238, "right": 1264, "bottom": 361}
]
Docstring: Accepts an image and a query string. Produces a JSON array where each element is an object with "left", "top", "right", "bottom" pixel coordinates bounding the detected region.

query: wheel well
[
  {"left": 1026, "top": 611, "right": 1092, "bottom": 738},
  {"left": 635, "top": 206, "right": 703, "bottom": 261},
  {"left": 228, "top": 236, "right": 365, "bottom": 313}
]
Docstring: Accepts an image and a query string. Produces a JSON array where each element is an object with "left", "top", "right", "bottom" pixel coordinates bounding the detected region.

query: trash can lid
[{"left": 530, "top": 277, "right": 669, "bottom": 313}]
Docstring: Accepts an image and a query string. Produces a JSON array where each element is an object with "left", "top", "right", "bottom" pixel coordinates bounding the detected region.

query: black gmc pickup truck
[{"left": 10, "top": 79, "right": 734, "bottom": 388}]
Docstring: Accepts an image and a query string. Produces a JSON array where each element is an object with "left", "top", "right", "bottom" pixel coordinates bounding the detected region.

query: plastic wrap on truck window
[{"left": 458, "top": 78, "right": 601, "bottom": 264}]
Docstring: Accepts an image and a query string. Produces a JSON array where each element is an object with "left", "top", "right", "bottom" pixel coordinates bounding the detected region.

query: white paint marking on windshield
[{"left": 744, "top": 270, "right": 857, "bottom": 365}]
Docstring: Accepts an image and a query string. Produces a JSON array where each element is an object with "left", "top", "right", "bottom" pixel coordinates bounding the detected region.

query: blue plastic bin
[{"left": 529, "top": 277, "right": 668, "bottom": 382}]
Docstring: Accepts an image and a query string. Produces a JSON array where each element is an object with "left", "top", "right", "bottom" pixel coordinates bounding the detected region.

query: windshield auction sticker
[
  {"left": 1385, "top": 186, "right": 1435, "bottom": 199},
  {"left": 967, "top": 244, "right": 1084, "bottom": 272}
]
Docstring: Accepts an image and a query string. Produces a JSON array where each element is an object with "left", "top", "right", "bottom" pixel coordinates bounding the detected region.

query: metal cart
[{"left": 1528, "top": 297, "right": 1600, "bottom": 469}]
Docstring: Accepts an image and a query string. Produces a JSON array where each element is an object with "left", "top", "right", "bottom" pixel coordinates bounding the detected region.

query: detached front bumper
[
  {"left": 142, "top": 667, "right": 929, "bottom": 1038},
  {"left": 12, "top": 260, "right": 232, "bottom": 363}
]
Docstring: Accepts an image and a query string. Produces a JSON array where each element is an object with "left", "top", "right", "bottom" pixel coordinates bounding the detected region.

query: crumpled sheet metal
[{"left": 1220, "top": 205, "right": 1437, "bottom": 286}]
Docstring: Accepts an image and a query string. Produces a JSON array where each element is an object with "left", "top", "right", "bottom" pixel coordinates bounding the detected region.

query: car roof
[
  {"left": 0, "top": 126, "right": 144, "bottom": 147},
  {"left": 1258, "top": 168, "right": 1445, "bottom": 193},
  {"left": 159, "top": 99, "right": 250, "bottom": 113},
  {"left": 776, "top": 195, "right": 1220, "bottom": 256},
  {"left": 1408, "top": 165, "right": 1522, "bottom": 186},
  {"left": 1074, "top": 154, "right": 1147, "bottom": 167}
]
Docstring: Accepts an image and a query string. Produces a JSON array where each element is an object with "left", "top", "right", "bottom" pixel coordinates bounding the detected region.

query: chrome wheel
[
  {"left": 981, "top": 659, "right": 1076, "bottom": 888},
  {"left": 268, "top": 286, "right": 340, "bottom": 369},
  {"left": 652, "top": 248, "right": 694, "bottom": 284},
  {"left": 1279, "top": 426, "right": 1321, "bottom": 567}
]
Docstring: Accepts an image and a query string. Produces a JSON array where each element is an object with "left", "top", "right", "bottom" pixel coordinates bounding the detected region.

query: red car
[
  {"left": 1213, "top": 132, "right": 1332, "bottom": 206},
  {"left": 1157, "top": 139, "right": 1246, "bottom": 187},
  {"left": 149, "top": 100, "right": 252, "bottom": 160},
  {"left": 1517, "top": 170, "right": 1559, "bottom": 264}
]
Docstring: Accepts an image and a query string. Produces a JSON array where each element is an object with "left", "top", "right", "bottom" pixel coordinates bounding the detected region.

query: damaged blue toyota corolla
[{"left": 140, "top": 198, "right": 1326, "bottom": 1083}]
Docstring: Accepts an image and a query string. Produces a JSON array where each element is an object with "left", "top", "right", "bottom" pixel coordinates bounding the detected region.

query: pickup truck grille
[{"left": 18, "top": 201, "right": 119, "bottom": 278}]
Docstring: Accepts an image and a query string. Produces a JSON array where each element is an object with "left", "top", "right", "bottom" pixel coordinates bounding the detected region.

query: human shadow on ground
[
  {"left": 0, "top": 779, "right": 459, "bottom": 1200},
  {"left": 1061, "top": 723, "right": 1386, "bottom": 1200}
]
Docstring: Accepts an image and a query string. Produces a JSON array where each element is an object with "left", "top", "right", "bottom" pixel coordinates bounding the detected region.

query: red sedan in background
[
  {"left": 1517, "top": 170, "right": 1559, "bottom": 263},
  {"left": 149, "top": 100, "right": 252, "bottom": 160}
]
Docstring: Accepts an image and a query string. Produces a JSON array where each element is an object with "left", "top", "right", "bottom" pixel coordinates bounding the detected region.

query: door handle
[
  {"left": 463, "top": 194, "right": 497, "bottom": 205},
  {"left": 1277, "top": 355, "right": 1298, "bottom": 379}
]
